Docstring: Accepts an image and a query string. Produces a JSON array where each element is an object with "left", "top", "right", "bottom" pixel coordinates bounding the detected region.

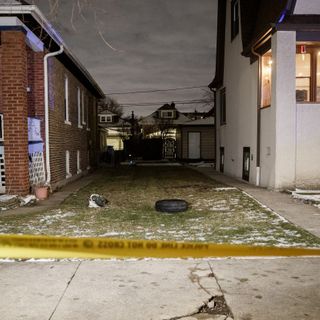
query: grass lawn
[{"left": 0, "top": 165, "right": 319, "bottom": 247}]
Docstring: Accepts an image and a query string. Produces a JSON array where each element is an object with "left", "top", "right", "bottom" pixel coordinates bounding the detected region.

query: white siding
[
  {"left": 294, "top": 0, "right": 320, "bottom": 14},
  {"left": 296, "top": 104, "right": 320, "bottom": 187},
  {"left": 216, "top": 0, "right": 258, "bottom": 184},
  {"left": 271, "top": 31, "right": 296, "bottom": 189}
]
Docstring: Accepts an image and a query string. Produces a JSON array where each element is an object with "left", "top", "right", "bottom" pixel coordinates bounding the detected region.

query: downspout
[
  {"left": 44, "top": 45, "right": 64, "bottom": 186},
  {"left": 251, "top": 47, "right": 262, "bottom": 186}
]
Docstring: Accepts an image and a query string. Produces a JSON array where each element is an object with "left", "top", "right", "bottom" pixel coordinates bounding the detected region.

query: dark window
[
  {"left": 242, "top": 147, "right": 250, "bottom": 181},
  {"left": 231, "top": 0, "right": 239, "bottom": 40},
  {"left": 296, "top": 44, "right": 320, "bottom": 102},
  {"left": 220, "top": 88, "right": 226, "bottom": 125},
  {"left": 219, "top": 147, "right": 224, "bottom": 173}
]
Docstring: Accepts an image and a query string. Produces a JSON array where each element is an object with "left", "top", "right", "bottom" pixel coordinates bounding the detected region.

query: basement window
[
  {"left": 261, "top": 51, "right": 272, "bottom": 108},
  {"left": 296, "top": 43, "right": 320, "bottom": 102},
  {"left": 66, "top": 150, "right": 71, "bottom": 178},
  {"left": 77, "top": 150, "right": 81, "bottom": 174}
]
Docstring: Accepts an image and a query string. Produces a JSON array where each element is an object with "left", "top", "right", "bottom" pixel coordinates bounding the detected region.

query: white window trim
[
  {"left": 64, "top": 75, "right": 71, "bottom": 124},
  {"left": 0, "top": 114, "right": 3, "bottom": 141},
  {"left": 81, "top": 91, "right": 86, "bottom": 125},
  {"left": 77, "top": 150, "right": 82, "bottom": 174},
  {"left": 160, "top": 110, "right": 174, "bottom": 119},
  {"left": 106, "top": 115, "right": 113, "bottom": 122},
  {"left": 77, "top": 87, "right": 83, "bottom": 129},
  {"left": 66, "top": 150, "right": 72, "bottom": 179}
]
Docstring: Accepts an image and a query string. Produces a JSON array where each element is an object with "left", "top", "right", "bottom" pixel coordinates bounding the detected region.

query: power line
[
  {"left": 121, "top": 99, "right": 212, "bottom": 107},
  {"left": 106, "top": 85, "right": 208, "bottom": 95}
]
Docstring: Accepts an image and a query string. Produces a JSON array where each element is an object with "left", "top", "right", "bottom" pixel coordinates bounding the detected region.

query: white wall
[
  {"left": 272, "top": 31, "right": 297, "bottom": 189},
  {"left": 260, "top": 107, "right": 276, "bottom": 187},
  {"left": 296, "top": 104, "right": 320, "bottom": 187},
  {"left": 294, "top": 0, "right": 320, "bottom": 14},
  {"left": 216, "top": 0, "right": 258, "bottom": 184}
]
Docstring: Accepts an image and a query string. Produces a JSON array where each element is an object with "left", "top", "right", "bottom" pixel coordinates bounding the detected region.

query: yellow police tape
[{"left": 0, "top": 234, "right": 320, "bottom": 259}]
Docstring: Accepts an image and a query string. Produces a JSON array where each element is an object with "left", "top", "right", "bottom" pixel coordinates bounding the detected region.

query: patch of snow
[
  {"left": 213, "top": 187, "right": 238, "bottom": 191},
  {"left": 292, "top": 193, "right": 320, "bottom": 202},
  {"left": 0, "top": 195, "right": 18, "bottom": 202},
  {"left": 99, "top": 231, "right": 128, "bottom": 237}
]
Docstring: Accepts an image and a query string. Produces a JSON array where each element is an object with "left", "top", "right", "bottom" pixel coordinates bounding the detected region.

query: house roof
[
  {"left": 99, "top": 110, "right": 117, "bottom": 116},
  {"left": 181, "top": 116, "right": 215, "bottom": 126},
  {"left": 139, "top": 104, "right": 190, "bottom": 126},
  {"left": 0, "top": 1, "right": 104, "bottom": 98},
  {"left": 208, "top": 0, "right": 310, "bottom": 90}
]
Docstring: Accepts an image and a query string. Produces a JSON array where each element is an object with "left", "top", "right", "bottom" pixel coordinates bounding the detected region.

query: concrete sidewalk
[
  {"left": 1, "top": 258, "right": 319, "bottom": 320},
  {"left": 192, "top": 167, "right": 320, "bottom": 238}
]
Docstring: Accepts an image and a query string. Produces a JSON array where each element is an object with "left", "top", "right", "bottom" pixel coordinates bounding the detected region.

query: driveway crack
[
  {"left": 48, "top": 261, "right": 82, "bottom": 320},
  {"left": 164, "top": 262, "right": 234, "bottom": 320}
]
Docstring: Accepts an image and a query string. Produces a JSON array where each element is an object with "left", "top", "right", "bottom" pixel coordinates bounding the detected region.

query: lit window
[
  {"left": 261, "top": 51, "right": 272, "bottom": 108},
  {"left": 220, "top": 88, "right": 226, "bottom": 125},
  {"left": 296, "top": 44, "right": 320, "bottom": 102},
  {"left": 231, "top": 0, "right": 239, "bottom": 40}
]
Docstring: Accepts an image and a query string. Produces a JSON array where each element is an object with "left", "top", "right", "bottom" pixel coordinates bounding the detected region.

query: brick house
[{"left": 0, "top": 2, "right": 104, "bottom": 195}]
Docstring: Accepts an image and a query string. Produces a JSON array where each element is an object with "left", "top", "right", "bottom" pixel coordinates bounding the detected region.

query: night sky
[{"left": 9, "top": 0, "right": 218, "bottom": 116}]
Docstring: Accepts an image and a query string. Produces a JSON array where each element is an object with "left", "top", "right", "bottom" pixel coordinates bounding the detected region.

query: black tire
[{"left": 155, "top": 199, "right": 188, "bottom": 213}]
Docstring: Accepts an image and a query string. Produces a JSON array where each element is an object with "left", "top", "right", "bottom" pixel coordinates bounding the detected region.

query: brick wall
[
  {"left": 1, "top": 30, "right": 30, "bottom": 195},
  {"left": 0, "top": 30, "right": 99, "bottom": 194},
  {"left": 49, "top": 57, "right": 98, "bottom": 187}
]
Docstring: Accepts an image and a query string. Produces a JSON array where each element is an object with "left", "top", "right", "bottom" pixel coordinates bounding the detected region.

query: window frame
[
  {"left": 64, "top": 75, "right": 71, "bottom": 125},
  {"left": 66, "top": 150, "right": 71, "bottom": 178},
  {"left": 81, "top": 91, "right": 86, "bottom": 125},
  {"left": 261, "top": 50, "right": 272, "bottom": 108},
  {"left": 231, "top": 0, "right": 239, "bottom": 41},
  {"left": 0, "top": 114, "right": 3, "bottom": 141},
  {"left": 296, "top": 44, "right": 320, "bottom": 103},
  {"left": 160, "top": 110, "right": 175, "bottom": 119},
  {"left": 77, "top": 87, "right": 83, "bottom": 128}
]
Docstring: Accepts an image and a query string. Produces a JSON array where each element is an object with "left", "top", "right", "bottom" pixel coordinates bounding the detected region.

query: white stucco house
[{"left": 209, "top": 0, "right": 320, "bottom": 190}]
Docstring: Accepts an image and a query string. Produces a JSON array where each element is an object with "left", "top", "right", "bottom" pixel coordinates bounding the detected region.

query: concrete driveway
[{"left": 1, "top": 257, "right": 319, "bottom": 320}]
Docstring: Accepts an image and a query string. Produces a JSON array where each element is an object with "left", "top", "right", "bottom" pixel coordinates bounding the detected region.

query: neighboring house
[
  {"left": 140, "top": 102, "right": 190, "bottom": 134},
  {"left": 209, "top": 0, "right": 320, "bottom": 190},
  {"left": 176, "top": 117, "right": 215, "bottom": 161},
  {"left": 98, "top": 110, "right": 130, "bottom": 151},
  {"left": 0, "top": 2, "right": 104, "bottom": 195},
  {"left": 140, "top": 103, "right": 215, "bottom": 161}
]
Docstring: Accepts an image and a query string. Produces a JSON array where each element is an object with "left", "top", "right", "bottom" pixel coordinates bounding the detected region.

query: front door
[
  {"left": 188, "top": 132, "right": 200, "bottom": 159},
  {"left": 163, "top": 138, "right": 176, "bottom": 159},
  {"left": 242, "top": 147, "right": 250, "bottom": 181}
]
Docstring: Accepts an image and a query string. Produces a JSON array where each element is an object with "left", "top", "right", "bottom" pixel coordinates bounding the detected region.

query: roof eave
[{"left": 0, "top": 4, "right": 104, "bottom": 98}]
